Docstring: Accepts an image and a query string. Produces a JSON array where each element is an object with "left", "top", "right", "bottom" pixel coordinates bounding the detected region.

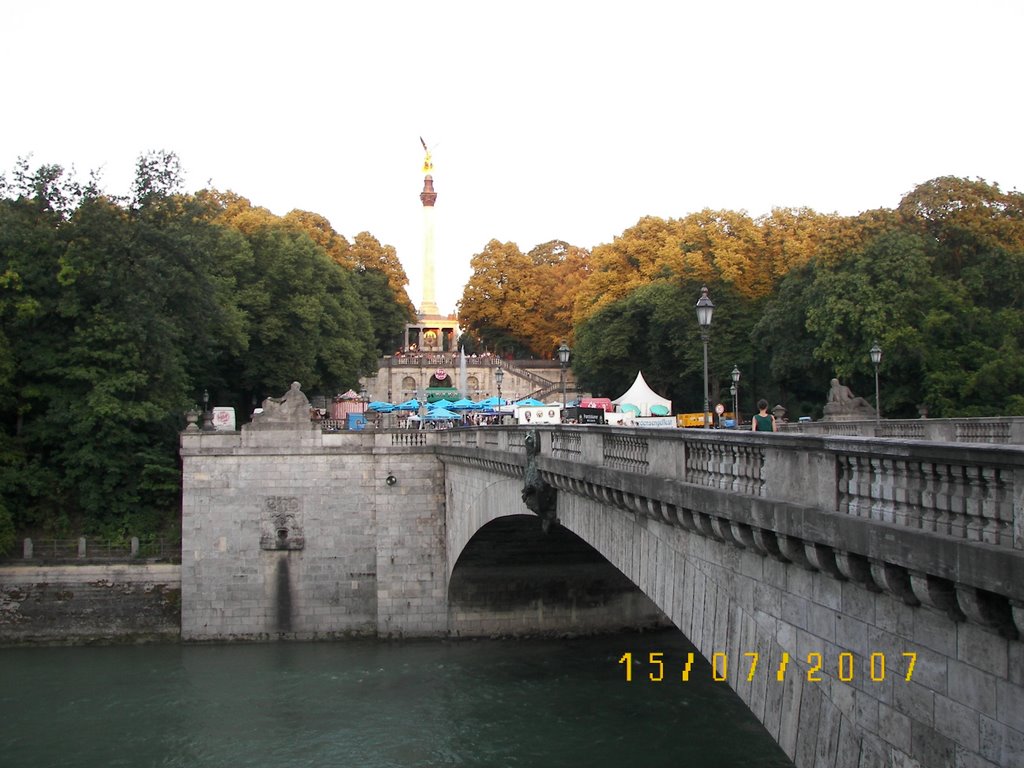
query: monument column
[{"left": 419, "top": 142, "right": 440, "bottom": 317}]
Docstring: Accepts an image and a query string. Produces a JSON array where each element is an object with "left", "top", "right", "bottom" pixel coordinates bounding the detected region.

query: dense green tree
[
  {"left": 228, "top": 224, "right": 377, "bottom": 399},
  {"left": 0, "top": 153, "right": 390, "bottom": 541},
  {"left": 572, "top": 279, "right": 763, "bottom": 413},
  {"left": 347, "top": 232, "right": 416, "bottom": 355},
  {"left": 751, "top": 260, "right": 833, "bottom": 417},
  {"left": 0, "top": 167, "right": 72, "bottom": 534},
  {"left": 348, "top": 231, "right": 416, "bottom": 317},
  {"left": 351, "top": 267, "right": 412, "bottom": 356},
  {"left": 803, "top": 229, "right": 935, "bottom": 417}
]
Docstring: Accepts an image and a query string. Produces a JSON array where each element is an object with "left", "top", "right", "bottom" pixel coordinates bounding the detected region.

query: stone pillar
[{"left": 419, "top": 175, "right": 439, "bottom": 317}]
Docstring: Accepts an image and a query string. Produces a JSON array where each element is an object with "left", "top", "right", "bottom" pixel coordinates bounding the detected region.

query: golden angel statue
[{"left": 419, "top": 136, "right": 433, "bottom": 174}]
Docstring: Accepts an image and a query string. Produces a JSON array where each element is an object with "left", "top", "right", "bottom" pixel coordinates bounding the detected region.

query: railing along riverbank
[{"left": 5, "top": 536, "right": 181, "bottom": 564}]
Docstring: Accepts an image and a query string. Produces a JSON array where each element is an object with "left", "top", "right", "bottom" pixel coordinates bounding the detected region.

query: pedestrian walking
[{"left": 751, "top": 399, "right": 777, "bottom": 432}]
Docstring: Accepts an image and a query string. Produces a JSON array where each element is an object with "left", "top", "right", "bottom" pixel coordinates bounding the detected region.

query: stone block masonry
[
  {"left": 180, "top": 428, "right": 449, "bottom": 640},
  {"left": 181, "top": 426, "right": 662, "bottom": 642},
  {"left": 0, "top": 564, "right": 180, "bottom": 644}
]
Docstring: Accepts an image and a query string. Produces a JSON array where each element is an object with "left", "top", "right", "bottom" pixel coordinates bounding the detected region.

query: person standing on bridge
[{"left": 751, "top": 399, "right": 777, "bottom": 432}]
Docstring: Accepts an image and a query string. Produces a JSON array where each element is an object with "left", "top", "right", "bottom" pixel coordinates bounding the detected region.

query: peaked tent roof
[{"left": 611, "top": 371, "right": 672, "bottom": 417}]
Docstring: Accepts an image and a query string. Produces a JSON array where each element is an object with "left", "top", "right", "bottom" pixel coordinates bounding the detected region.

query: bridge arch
[
  {"left": 447, "top": 511, "right": 669, "bottom": 638},
  {"left": 443, "top": 458, "right": 914, "bottom": 766},
  {"left": 444, "top": 467, "right": 668, "bottom": 637}
]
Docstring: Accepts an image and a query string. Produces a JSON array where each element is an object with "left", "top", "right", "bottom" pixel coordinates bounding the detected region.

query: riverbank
[
  {"left": 0, "top": 563, "right": 181, "bottom": 645},
  {"left": 0, "top": 562, "right": 668, "bottom": 646}
]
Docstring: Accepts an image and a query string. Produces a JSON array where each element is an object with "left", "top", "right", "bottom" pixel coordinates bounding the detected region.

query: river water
[{"left": 1, "top": 629, "right": 793, "bottom": 767}]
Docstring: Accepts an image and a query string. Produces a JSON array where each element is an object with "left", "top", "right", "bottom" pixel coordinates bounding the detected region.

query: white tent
[{"left": 611, "top": 371, "right": 672, "bottom": 417}]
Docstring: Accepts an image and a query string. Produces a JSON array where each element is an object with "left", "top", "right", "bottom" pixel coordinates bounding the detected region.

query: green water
[{"left": 0, "top": 630, "right": 793, "bottom": 767}]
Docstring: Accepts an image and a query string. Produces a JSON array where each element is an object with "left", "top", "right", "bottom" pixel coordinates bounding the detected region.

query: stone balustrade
[
  {"left": 437, "top": 426, "right": 1024, "bottom": 550},
  {"left": 781, "top": 415, "right": 1024, "bottom": 444}
]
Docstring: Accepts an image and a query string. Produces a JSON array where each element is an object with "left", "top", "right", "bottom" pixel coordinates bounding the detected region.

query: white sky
[{"left": 5, "top": 1, "right": 1022, "bottom": 316}]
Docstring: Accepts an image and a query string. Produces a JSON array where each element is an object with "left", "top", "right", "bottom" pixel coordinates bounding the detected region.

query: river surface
[{"left": 1, "top": 629, "right": 793, "bottom": 767}]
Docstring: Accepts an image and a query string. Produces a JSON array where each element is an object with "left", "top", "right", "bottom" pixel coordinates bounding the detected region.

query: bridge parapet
[
  {"left": 782, "top": 415, "right": 1024, "bottom": 443},
  {"left": 435, "top": 426, "right": 1024, "bottom": 639},
  {"left": 437, "top": 427, "right": 1023, "bottom": 549}
]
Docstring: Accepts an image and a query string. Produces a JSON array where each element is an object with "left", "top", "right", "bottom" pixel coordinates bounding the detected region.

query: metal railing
[{"left": 12, "top": 537, "right": 181, "bottom": 563}]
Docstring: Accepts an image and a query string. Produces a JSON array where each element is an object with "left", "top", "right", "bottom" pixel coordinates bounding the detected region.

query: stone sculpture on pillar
[
  {"left": 822, "top": 378, "right": 875, "bottom": 422},
  {"left": 248, "top": 381, "right": 314, "bottom": 430}
]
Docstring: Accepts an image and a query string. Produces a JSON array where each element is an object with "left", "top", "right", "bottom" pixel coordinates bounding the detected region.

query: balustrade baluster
[
  {"left": 936, "top": 464, "right": 957, "bottom": 537},
  {"left": 918, "top": 462, "right": 937, "bottom": 532},
  {"left": 964, "top": 465, "right": 986, "bottom": 542},
  {"left": 870, "top": 457, "right": 893, "bottom": 523},
  {"left": 837, "top": 455, "right": 852, "bottom": 514},
  {"left": 980, "top": 466, "right": 1011, "bottom": 546}
]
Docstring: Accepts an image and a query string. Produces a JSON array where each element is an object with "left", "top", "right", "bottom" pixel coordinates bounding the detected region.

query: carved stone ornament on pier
[
  {"left": 260, "top": 496, "right": 305, "bottom": 550},
  {"left": 247, "top": 381, "right": 314, "bottom": 430},
  {"left": 822, "top": 377, "right": 876, "bottom": 422},
  {"left": 521, "top": 429, "right": 558, "bottom": 532}
]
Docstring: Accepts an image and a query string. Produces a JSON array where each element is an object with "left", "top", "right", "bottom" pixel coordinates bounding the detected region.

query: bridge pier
[{"left": 180, "top": 428, "right": 449, "bottom": 640}]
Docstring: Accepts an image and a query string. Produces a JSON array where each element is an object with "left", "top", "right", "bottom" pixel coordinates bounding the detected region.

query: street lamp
[
  {"left": 495, "top": 365, "right": 504, "bottom": 404},
  {"left": 557, "top": 341, "right": 571, "bottom": 406},
  {"left": 870, "top": 341, "right": 883, "bottom": 425},
  {"left": 359, "top": 383, "right": 368, "bottom": 413},
  {"left": 731, "top": 366, "right": 741, "bottom": 428},
  {"left": 202, "top": 388, "right": 213, "bottom": 431},
  {"left": 695, "top": 286, "right": 715, "bottom": 429}
]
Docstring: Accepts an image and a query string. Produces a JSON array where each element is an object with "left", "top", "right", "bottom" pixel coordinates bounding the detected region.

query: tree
[
  {"left": 281, "top": 217, "right": 415, "bottom": 357},
  {"left": 573, "top": 216, "right": 689, "bottom": 324},
  {"left": 0, "top": 167, "right": 73, "bottom": 530},
  {"left": 802, "top": 229, "right": 935, "bottom": 417},
  {"left": 516, "top": 240, "right": 589, "bottom": 355},
  {"left": 572, "top": 279, "right": 761, "bottom": 412},
  {"left": 897, "top": 178, "right": 1024, "bottom": 415},
  {"left": 228, "top": 224, "right": 377, "bottom": 399},
  {"left": 457, "top": 240, "right": 532, "bottom": 355},
  {"left": 348, "top": 231, "right": 416, "bottom": 319}
]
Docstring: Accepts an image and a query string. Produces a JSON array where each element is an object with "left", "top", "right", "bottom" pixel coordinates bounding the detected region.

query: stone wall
[
  {"left": 557, "top": 495, "right": 1023, "bottom": 768},
  {"left": 182, "top": 427, "right": 664, "bottom": 642},
  {"left": 0, "top": 564, "right": 180, "bottom": 644},
  {"left": 180, "top": 428, "right": 450, "bottom": 640}
]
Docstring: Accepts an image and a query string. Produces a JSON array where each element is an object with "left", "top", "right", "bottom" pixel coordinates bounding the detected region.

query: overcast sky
[{"left": 5, "top": 1, "right": 1022, "bottom": 315}]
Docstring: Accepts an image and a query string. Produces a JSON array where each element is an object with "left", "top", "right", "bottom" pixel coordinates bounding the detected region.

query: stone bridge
[{"left": 180, "top": 425, "right": 1024, "bottom": 768}]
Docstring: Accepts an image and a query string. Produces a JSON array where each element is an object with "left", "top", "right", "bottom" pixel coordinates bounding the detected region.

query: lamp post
[
  {"left": 202, "top": 388, "right": 213, "bottom": 431},
  {"left": 495, "top": 365, "right": 504, "bottom": 405},
  {"left": 870, "top": 341, "right": 883, "bottom": 426},
  {"left": 360, "top": 383, "right": 368, "bottom": 413},
  {"left": 731, "top": 366, "right": 740, "bottom": 428},
  {"left": 695, "top": 286, "right": 715, "bottom": 429},
  {"left": 557, "top": 341, "right": 571, "bottom": 406}
]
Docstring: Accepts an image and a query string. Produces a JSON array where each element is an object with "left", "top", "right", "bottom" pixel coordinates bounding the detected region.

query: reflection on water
[{"left": 0, "top": 629, "right": 793, "bottom": 767}]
